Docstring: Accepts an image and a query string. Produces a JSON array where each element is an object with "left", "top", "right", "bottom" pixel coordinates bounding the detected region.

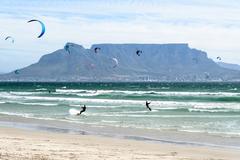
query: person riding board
[
  {"left": 146, "top": 101, "right": 151, "bottom": 111},
  {"left": 77, "top": 105, "right": 86, "bottom": 115}
]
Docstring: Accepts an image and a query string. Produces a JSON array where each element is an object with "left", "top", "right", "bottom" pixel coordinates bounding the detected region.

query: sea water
[{"left": 0, "top": 82, "right": 239, "bottom": 138}]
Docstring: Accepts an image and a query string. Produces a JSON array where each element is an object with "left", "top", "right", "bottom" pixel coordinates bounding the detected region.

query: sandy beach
[{"left": 0, "top": 126, "right": 239, "bottom": 160}]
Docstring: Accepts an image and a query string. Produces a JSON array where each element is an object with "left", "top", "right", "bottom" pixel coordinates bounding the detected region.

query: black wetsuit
[
  {"left": 146, "top": 101, "right": 151, "bottom": 111},
  {"left": 79, "top": 105, "right": 86, "bottom": 115}
]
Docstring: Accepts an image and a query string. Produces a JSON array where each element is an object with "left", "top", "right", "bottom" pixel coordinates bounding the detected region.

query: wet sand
[
  {"left": 0, "top": 126, "right": 239, "bottom": 160},
  {"left": 1, "top": 114, "right": 240, "bottom": 149}
]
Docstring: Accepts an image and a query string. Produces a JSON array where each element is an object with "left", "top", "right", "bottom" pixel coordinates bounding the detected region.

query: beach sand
[{"left": 0, "top": 127, "right": 239, "bottom": 160}]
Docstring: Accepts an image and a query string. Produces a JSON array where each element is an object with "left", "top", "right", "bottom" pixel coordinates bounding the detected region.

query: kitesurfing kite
[
  {"left": 136, "top": 50, "right": 142, "bottom": 56},
  {"left": 14, "top": 70, "right": 20, "bottom": 74},
  {"left": 64, "top": 44, "right": 74, "bottom": 54},
  {"left": 217, "top": 56, "right": 221, "bottom": 61},
  {"left": 94, "top": 47, "right": 101, "bottom": 53},
  {"left": 27, "top": 19, "right": 46, "bottom": 38},
  {"left": 112, "top": 58, "right": 118, "bottom": 68},
  {"left": 5, "top": 36, "right": 14, "bottom": 43}
]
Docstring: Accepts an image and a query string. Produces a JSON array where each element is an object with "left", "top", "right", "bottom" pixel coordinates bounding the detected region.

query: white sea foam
[
  {"left": 55, "top": 89, "right": 240, "bottom": 97},
  {"left": 69, "top": 104, "right": 82, "bottom": 107},
  {"left": 188, "top": 108, "right": 240, "bottom": 113},
  {"left": 0, "top": 98, "right": 59, "bottom": 106},
  {"left": 69, "top": 104, "right": 123, "bottom": 108},
  {"left": 17, "top": 102, "right": 58, "bottom": 106},
  {"left": 35, "top": 88, "right": 47, "bottom": 91},
  {"left": 0, "top": 111, "right": 33, "bottom": 118},
  {"left": 120, "top": 110, "right": 158, "bottom": 114},
  {"left": 21, "top": 96, "right": 185, "bottom": 108},
  {"left": 69, "top": 108, "right": 80, "bottom": 115},
  {"left": 56, "top": 89, "right": 98, "bottom": 94},
  {"left": 1, "top": 91, "right": 240, "bottom": 110},
  {"left": 23, "top": 96, "right": 145, "bottom": 104},
  {"left": 0, "top": 92, "right": 22, "bottom": 98},
  {"left": 101, "top": 120, "right": 119, "bottom": 123},
  {"left": 83, "top": 113, "right": 240, "bottom": 118},
  {"left": 2, "top": 89, "right": 240, "bottom": 100},
  {"left": 192, "top": 103, "right": 240, "bottom": 110},
  {"left": 10, "top": 91, "right": 37, "bottom": 95}
]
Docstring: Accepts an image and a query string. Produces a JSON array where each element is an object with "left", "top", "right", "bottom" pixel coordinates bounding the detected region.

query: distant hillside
[
  {"left": 0, "top": 43, "right": 240, "bottom": 82},
  {"left": 217, "top": 62, "right": 240, "bottom": 71}
]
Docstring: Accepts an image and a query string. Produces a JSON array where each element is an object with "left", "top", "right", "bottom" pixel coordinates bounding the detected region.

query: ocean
[{"left": 0, "top": 82, "right": 240, "bottom": 146}]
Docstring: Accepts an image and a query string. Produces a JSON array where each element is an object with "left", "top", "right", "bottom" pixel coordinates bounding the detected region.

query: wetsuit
[
  {"left": 146, "top": 101, "right": 151, "bottom": 111},
  {"left": 79, "top": 105, "right": 86, "bottom": 115}
]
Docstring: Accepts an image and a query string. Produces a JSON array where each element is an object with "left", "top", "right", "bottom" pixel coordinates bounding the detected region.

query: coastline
[
  {"left": 0, "top": 115, "right": 240, "bottom": 160},
  {"left": 0, "top": 114, "right": 240, "bottom": 149},
  {"left": 0, "top": 126, "right": 239, "bottom": 160}
]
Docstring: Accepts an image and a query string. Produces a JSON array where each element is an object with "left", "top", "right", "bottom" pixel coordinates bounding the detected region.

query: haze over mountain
[
  {"left": 0, "top": 43, "right": 240, "bottom": 82},
  {"left": 217, "top": 62, "right": 240, "bottom": 71}
]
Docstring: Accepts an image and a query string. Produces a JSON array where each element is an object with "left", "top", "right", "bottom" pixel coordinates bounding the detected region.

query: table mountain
[{"left": 1, "top": 43, "right": 240, "bottom": 82}]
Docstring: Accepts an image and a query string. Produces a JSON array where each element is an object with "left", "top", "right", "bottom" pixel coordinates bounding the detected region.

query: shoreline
[
  {"left": 0, "top": 126, "right": 240, "bottom": 160},
  {"left": 0, "top": 114, "right": 240, "bottom": 150}
]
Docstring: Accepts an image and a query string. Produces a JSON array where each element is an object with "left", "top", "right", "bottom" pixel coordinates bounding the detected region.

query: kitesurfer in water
[
  {"left": 145, "top": 101, "right": 151, "bottom": 111},
  {"left": 77, "top": 105, "right": 86, "bottom": 115}
]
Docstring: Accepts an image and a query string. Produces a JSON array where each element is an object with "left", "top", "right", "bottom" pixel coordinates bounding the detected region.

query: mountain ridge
[
  {"left": 1, "top": 43, "right": 240, "bottom": 82},
  {"left": 217, "top": 62, "right": 240, "bottom": 71}
]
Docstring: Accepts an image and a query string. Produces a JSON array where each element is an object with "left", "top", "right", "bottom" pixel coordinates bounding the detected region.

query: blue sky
[{"left": 0, "top": 0, "right": 240, "bottom": 72}]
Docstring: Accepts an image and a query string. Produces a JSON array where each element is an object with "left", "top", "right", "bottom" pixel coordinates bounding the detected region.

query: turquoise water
[{"left": 0, "top": 82, "right": 239, "bottom": 137}]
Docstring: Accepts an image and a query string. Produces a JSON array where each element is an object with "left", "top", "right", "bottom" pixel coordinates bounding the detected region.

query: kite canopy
[
  {"left": 28, "top": 19, "right": 46, "bottom": 38},
  {"left": 64, "top": 44, "right": 74, "bottom": 54},
  {"left": 14, "top": 70, "right": 19, "bottom": 74},
  {"left": 136, "top": 50, "right": 142, "bottom": 56},
  {"left": 5, "top": 36, "right": 14, "bottom": 43},
  {"left": 112, "top": 58, "right": 118, "bottom": 68},
  {"left": 94, "top": 47, "right": 101, "bottom": 53}
]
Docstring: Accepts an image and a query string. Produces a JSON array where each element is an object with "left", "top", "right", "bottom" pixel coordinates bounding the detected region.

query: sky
[{"left": 0, "top": 0, "right": 240, "bottom": 72}]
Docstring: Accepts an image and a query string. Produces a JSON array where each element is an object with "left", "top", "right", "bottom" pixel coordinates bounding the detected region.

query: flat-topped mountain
[{"left": 1, "top": 43, "right": 240, "bottom": 82}]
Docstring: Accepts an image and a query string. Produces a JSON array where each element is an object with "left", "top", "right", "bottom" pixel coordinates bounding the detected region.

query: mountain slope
[
  {"left": 217, "top": 62, "right": 240, "bottom": 71},
  {"left": 1, "top": 43, "right": 240, "bottom": 82}
]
